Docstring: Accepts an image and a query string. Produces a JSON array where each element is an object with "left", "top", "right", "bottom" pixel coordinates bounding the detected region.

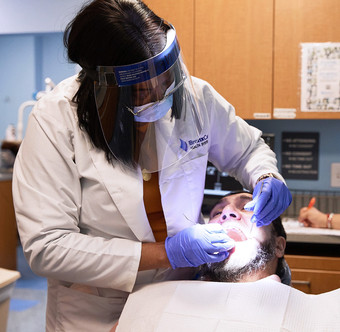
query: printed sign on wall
[
  {"left": 281, "top": 132, "right": 319, "bottom": 180},
  {"left": 300, "top": 43, "right": 340, "bottom": 112}
]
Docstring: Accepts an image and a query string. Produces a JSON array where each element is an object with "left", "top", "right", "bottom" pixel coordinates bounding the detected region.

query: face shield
[{"left": 94, "top": 25, "right": 204, "bottom": 174}]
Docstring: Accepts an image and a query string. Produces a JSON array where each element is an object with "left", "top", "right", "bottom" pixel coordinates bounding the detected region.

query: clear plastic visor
[
  {"left": 94, "top": 31, "right": 204, "bottom": 174},
  {"left": 127, "top": 69, "right": 186, "bottom": 116}
]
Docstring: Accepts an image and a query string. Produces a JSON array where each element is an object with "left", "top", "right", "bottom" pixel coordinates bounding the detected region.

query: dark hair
[
  {"left": 270, "top": 216, "right": 288, "bottom": 282},
  {"left": 63, "top": 0, "right": 169, "bottom": 165},
  {"left": 271, "top": 216, "right": 286, "bottom": 239}
]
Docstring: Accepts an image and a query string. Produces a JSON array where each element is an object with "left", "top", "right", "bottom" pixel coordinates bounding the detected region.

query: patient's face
[
  {"left": 206, "top": 193, "right": 278, "bottom": 282},
  {"left": 209, "top": 193, "right": 272, "bottom": 245}
]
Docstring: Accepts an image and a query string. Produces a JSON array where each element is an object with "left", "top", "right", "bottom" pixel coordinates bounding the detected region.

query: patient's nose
[{"left": 219, "top": 207, "right": 241, "bottom": 224}]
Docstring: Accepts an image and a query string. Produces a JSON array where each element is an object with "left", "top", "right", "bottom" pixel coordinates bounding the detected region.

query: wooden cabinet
[
  {"left": 144, "top": 0, "right": 340, "bottom": 119},
  {"left": 0, "top": 180, "right": 17, "bottom": 270},
  {"left": 145, "top": 0, "right": 273, "bottom": 119},
  {"left": 195, "top": 0, "right": 274, "bottom": 119},
  {"left": 285, "top": 255, "right": 340, "bottom": 294},
  {"left": 274, "top": 0, "right": 340, "bottom": 119},
  {"left": 143, "top": 0, "right": 195, "bottom": 73}
]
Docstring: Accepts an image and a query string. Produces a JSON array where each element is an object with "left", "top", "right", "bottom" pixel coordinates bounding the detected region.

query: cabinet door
[
  {"left": 290, "top": 269, "right": 340, "bottom": 294},
  {"left": 195, "top": 0, "right": 274, "bottom": 119},
  {"left": 143, "top": 0, "right": 195, "bottom": 73},
  {"left": 285, "top": 255, "right": 340, "bottom": 294},
  {"left": 274, "top": 0, "right": 340, "bottom": 119},
  {"left": 0, "top": 180, "right": 17, "bottom": 270}
]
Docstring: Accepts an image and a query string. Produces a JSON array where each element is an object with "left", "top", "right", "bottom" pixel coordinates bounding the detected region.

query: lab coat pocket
[
  {"left": 160, "top": 154, "right": 208, "bottom": 236},
  {"left": 160, "top": 152, "right": 208, "bottom": 182},
  {"left": 55, "top": 284, "right": 127, "bottom": 332}
]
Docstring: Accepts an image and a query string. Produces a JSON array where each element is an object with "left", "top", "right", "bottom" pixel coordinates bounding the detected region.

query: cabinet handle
[{"left": 291, "top": 280, "right": 311, "bottom": 286}]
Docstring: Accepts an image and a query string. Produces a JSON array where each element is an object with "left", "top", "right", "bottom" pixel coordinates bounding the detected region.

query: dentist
[{"left": 12, "top": 0, "right": 291, "bottom": 331}]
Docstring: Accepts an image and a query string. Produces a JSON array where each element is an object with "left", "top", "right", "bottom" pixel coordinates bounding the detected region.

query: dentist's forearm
[{"left": 138, "top": 242, "right": 171, "bottom": 271}]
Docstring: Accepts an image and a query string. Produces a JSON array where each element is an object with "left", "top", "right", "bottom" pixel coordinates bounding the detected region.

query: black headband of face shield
[{"left": 84, "top": 67, "right": 119, "bottom": 85}]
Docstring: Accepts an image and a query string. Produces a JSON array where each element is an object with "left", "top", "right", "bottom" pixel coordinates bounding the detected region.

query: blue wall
[
  {"left": 0, "top": 32, "right": 76, "bottom": 139},
  {"left": 0, "top": 34, "right": 35, "bottom": 138},
  {"left": 247, "top": 119, "right": 340, "bottom": 192}
]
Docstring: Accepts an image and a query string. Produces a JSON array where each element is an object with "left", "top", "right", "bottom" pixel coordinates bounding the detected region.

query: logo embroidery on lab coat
[{"left": 180, "top": 135, "right": 209, "bottom": 151}]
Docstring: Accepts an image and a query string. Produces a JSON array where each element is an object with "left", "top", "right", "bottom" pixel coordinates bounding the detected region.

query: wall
[
  {"left": 0, "top": 33, "right": 77, "bottom": 139},
  {"left": 0, "top": 34, "right": 35, "bottom": 139},
  {"left": 1, "top": 35, "right": 340, "bottom": 193},
  {"left": 247, "top": 119, "right": 340, "bottom": 192},
  {"left": 1, "top": 1, "right": 340, "bottom": 193},
  {"left": 0, "top": 0, "right": 86, "bottom": 34},
  {"left": 0, "top": 0, "right": 86, "bottom": 139}
]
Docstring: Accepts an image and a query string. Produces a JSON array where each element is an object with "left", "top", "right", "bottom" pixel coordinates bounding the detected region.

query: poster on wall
[
  {"left": 281, "top": 132, "right": 319, "bottom": 180},
  {"left": 300, "top": 42, "right": 340, "bottom": 112}
]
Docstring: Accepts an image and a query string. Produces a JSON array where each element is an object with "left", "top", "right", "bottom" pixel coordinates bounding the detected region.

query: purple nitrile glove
[
  {"left": 165, "top": 224, "right": 235, "bottom": 269},
  {"left": 244, "top": 177, "right": 292, "bottom": 227}
]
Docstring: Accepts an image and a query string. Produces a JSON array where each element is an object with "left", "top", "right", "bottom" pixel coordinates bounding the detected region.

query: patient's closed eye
[{"left": 212, "top": 211, "right": 222, "bottom": 217}]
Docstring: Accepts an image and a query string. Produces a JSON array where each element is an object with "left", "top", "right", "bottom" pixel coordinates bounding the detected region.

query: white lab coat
[{"left": 12, "top": 75, "right": 283, "bottom": 331}]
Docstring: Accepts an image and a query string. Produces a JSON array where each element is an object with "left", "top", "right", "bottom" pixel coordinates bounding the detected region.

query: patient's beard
[{"left": 200, "top": 237, "right": 277, "bottom": 283}]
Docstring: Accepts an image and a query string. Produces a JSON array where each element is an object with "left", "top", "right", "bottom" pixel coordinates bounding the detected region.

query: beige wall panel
[
  {"left": 195, "top": 0, "right": 274, "bottom": 119},
  {"left": 274, "top": 0, "right": 340, "bottom": 119}
]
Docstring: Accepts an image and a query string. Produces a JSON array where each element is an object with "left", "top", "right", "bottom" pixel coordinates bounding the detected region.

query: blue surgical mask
[{"left": 133, "top": 82, "right": 175, "bottom": 123}]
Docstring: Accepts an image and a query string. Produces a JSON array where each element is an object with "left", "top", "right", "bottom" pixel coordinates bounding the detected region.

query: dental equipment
[
  {"left": 16, "top": 100, "right": 36, "bottom": 141},
  {"left": 249, "top": 222, "right": 254, "bottom": 236},
  {"left": 16, "top": 78, "right": 55, "bottom": 141}
]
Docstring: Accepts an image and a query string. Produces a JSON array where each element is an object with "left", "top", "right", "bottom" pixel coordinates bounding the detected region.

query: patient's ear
[{"left": 275, "top": 236, "right": 286, "bottom": 258}]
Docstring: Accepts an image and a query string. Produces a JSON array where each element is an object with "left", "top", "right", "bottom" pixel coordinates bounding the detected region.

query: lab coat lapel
[{"left": 87, "top": 142, "right": 155, "bottom": 242}]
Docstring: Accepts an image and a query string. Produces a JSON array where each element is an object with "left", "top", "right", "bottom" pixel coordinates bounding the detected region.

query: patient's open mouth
[{"left": 226, "top": 228, "right": 247, "bottom": 242}]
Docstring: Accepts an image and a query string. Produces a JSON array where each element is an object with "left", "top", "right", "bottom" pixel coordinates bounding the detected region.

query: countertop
[
  {"left": 282, "top": 218, "right": 340, "bottom": 245},
  {"left": 0, "top": 169, "right": 12, "bottom": 181}
]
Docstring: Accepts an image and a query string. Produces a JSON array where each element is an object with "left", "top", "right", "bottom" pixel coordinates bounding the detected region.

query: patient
[
  {"left": 199, "top": 191, "right": 288, "bottom": 284},
  {"left": 111, "top": 192, "right": 289, "bottom": 331}
]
